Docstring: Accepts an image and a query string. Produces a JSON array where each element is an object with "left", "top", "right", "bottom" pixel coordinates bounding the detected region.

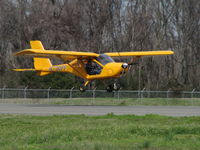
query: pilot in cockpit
[{"left": 85, "top": 59, "right": 101, "bottom": 75}]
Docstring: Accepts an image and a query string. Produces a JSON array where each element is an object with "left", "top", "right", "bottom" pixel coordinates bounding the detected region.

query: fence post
[
  {"left": 191, "top": 89, "right": 195, "bottom": 105},
  {"left": 24, "top": 86, "right": 28, "bottom": 99},
  {"left": 148, "top": 90, "right": 150, "bottom": 98},
  {"left": 140, "top": 88, "right": 145, "bottom": 104},
  {"left": 117, "top": 90, "right": 120, "bottom": 101},
  {"left": 2, "top": 86, "right": 6, "bottom": 99},
  {"left": 166, "top": 88, "right": 171, "bottom": 105},
  {"left": 92, "top": 87, "right": 97, "bottom": 104},
  {"left": 167, "top": 88, "right": 171, "bottom": 99},
  {"left": 47, "top": 87, "right": 51, "bottom": 99},
  {"left": 191, "top": 89, "right": 195, "bottom": 98},
  {"left": 138, "top": 90, "right": 140, "bottom": 98},
  {"left": 70, "top": 87, "right": 74, "bottom": 99},
  {"left": 141, "top": 88, "right": 145, "bottom": 98}
]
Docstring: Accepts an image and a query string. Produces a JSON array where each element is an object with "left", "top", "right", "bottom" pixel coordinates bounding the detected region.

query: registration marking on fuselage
[{"left": 49, "top": 65, "right": 67, "bottom": 71}]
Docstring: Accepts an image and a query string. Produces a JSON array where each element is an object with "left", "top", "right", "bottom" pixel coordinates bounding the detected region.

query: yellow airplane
[{"left": 14, "top": 41, "right": 174, "bottom": 92}]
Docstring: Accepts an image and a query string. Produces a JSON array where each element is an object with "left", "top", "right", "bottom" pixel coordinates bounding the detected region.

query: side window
[
  {"left": 85, "top": 60, "right": 102, "bottom": 75},
  {"left": 96, "top": 54, "right": 115, "bottom": 65}
]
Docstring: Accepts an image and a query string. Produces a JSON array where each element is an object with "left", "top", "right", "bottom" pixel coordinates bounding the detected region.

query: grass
[
  {"left": 1, "top": 114, "right": 200, "bottom": 149},
  {"left": 1, "top": 97, "right": 200, "bottom": 106}
]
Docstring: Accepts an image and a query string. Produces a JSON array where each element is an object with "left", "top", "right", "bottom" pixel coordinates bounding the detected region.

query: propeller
[
  {"left": 120, "top": 56, "right": 141, "bottom": 75},
  {"left": 121, "top": 63, "right": 128, "bottom": 69}
]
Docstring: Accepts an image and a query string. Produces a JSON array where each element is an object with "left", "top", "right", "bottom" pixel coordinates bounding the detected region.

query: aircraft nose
[{"left": 121, "top": 63, "right": 128, "bottom": 69}]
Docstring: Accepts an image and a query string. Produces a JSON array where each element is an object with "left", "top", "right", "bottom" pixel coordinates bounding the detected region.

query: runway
[{"left": 0, "top": 104, "right": 200, "bottom": 116}]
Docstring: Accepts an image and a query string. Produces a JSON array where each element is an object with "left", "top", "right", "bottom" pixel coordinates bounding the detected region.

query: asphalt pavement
[{"left": 0, "top": 104, "right": 200, "bottom": 116}]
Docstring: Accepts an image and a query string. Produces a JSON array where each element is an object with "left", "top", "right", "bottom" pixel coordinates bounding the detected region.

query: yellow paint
[
  {"left": 14, "top": 41, "right": 174, "bottom": 86},
  {"left": 87, "top": 63, "right": 125, "bottom": 80},
  {"left": 84, "top": 81, "right": 90, "bottom": 86},
  {"left": 30, "top": 41, "right": 52, "bottom": 76},
  {"left": 30, "top": 41, "right": 45, "bottom": 50},
  {"left": 105, "top": 51, "right": 174, "bottom": 57},
  {"left": 13, "top": 69, "right": 35, "bottom": 71}
]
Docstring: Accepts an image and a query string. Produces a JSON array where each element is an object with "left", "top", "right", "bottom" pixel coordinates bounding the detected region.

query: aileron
[{"left": 105, "top": 51, "right": 174, "bottom": 57}]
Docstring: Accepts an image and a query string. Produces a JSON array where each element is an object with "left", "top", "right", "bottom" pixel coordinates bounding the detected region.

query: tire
[
  {"left": 113, "top": 83, "right": 120, "bottom": 91},
  {"left": 79, "top": 85, "right": 86, "bottom": 92},
  {"left": 106, "top": 84, "right": 113, "bottom": 92}
]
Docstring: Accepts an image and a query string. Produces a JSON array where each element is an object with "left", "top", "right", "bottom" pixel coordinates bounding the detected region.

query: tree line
[{"left": 0, "top": 0, "right": 199, "bottom": 90}]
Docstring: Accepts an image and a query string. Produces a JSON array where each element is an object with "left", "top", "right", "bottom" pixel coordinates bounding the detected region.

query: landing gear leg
[
  {"left": 79, "top": 81, "right": 90, "bottom": 92},
  {"left": 106, "top": 83, "right": 121, "bottom": 92}
]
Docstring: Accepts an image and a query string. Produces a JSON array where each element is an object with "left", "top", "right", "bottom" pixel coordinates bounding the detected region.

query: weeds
[{"left": 0, "top": 114, "right": 200, "bottom": 150}]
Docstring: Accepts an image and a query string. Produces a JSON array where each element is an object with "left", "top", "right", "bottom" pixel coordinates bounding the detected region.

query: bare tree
[{"left": 0, "top": 0, "right": 199, "bottom": 90}]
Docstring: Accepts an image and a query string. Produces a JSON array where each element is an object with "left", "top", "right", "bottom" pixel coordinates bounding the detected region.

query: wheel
[
  {"left": 113, "top": 83, "right": 120, "bottom": 91},
  {"left": 79, "top": 85, "right": 86, "bottom": 92},
  {"left": 106, "top": 84, "right": 113, "bottom": 92}
]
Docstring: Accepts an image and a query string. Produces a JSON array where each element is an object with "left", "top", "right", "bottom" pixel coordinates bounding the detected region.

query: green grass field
[
  {"left": 1, "top": 97, "right": 200, "bottom": 106},
  {"left": 1, "top": 114, "right": 200, "bottom": 150}
]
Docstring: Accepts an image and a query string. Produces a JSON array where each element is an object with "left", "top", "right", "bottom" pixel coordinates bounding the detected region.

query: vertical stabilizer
[{"left": 30, "top": 41, "right": 45, "bottom": 50}]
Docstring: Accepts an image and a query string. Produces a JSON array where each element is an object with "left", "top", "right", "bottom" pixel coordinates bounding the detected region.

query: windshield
[{"left": 96, "top": 54, "right": 115, "bottom": 65}]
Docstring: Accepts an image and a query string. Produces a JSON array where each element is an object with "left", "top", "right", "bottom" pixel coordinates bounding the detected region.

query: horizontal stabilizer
[
  {"left": 36, "top": 71, "right": 52, "bottom": 76},
  {"left": 13, "top": 69, "right": 35, "bottom": 71},
  {"left": 13, "top": 69, "right": 52, "bottom": 76}
]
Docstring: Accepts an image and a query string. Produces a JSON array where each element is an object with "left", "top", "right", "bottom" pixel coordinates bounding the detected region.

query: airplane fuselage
[{"left": 45, "top": 61, "right": 128, "bottom": 80}]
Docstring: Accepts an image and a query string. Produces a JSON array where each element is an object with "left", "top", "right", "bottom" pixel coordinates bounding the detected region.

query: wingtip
[
  {"left": 14, "top": 52, "right": 21, "bottom": 56},
  {"left": 13, "top": 51, "right": 25, "bottom": 56},
  {"left": 167, "top": 50, "right": 174, "bottom": 55}
]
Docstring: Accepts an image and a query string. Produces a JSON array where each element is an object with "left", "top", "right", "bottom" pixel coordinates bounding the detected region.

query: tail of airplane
[
  {"left": 14, "top": 41, "right": 52, "bottom": 76},
  {"left": 31, "top": 41, "right": 52, "bottom": 76}
]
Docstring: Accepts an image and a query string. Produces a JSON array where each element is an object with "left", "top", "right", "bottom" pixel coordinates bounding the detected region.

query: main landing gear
[
  {"left": 79, "top": 81, "right": 89, "bottom": 92},
  {"left": 79, "top": 85, "right": 86, "bottom": 92},
  {"left": 79, "top": 81, "right": 121, "bottom": 92},
  {"left": 106, "top": 83, "right": 121, "bottom": 92}
]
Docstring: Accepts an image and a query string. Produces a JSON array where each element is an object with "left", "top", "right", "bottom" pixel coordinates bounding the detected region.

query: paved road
[{"left": 0, "top": 104, "right": 200, "bottom": 116}]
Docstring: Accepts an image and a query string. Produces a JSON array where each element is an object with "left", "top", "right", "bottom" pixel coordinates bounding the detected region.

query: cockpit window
[{"left": 96, "top": 54, "right": 115, "bottom": 65}]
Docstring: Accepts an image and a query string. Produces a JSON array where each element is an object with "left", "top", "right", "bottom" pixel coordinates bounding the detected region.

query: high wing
[
  {"left": 105, "top": 51, "right": 174, "bottom": 57},
  {"left": 15, "top": 41, "right": 173, "bottom": 62},
  {"left": 15, "top": 49, "right": 99, "bottom": 61}
]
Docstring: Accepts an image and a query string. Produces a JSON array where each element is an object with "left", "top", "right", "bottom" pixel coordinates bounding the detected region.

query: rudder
[{"left": 30, "top": 41, "right": 45, "bottom": 50}]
